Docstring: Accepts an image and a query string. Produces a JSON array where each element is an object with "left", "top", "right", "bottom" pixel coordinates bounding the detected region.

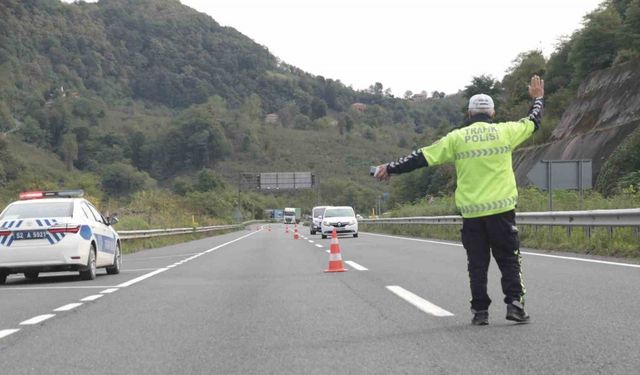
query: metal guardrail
[
  {"left": 359, "top": 209, "right": 640, "bottom": 239},
  {"left": 118, "top": 221, "right": 262, "bottom": 240},
  {"left": 359, "top": 209, "right": 640, "bottom": 227}
]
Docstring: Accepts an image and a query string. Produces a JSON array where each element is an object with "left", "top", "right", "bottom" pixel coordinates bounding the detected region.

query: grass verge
[
  {"left": 360, "top": 224, "right": 640, "bottom": 259},
  {"left": 120, "top": 229, "right": 239, "bottom": 254}
]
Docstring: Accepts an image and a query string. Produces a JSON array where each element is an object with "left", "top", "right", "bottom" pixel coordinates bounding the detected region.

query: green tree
[
  {"left": 101, "top": 163, "right": 151, "bottom": 196},
  {"left": 310, "top": 98, "right": 327, "bottom": 120},
  {"left": 61, "top": 134, "right": 78, "bottom": 171},
  {"left": 617, "top": 0, "right": 640, "bottom": 57},
  {"left": 569, "top": 6, "right": 623, "bottom": 84}
]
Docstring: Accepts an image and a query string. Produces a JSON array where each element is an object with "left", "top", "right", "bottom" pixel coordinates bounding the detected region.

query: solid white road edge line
[
  {"left": 386, "top": 286, "right": 454, "bottom": 317},
  {"left": 81, "top": 294, "right": 103, "bottom": 302},
  {"left": 20, "top": 314, "right": 56, "bottom": 325},
  {"left": 125, "top": 252, "right": 201, "bottom": 261},
  {"left": 345, "top": 261, "right": 368, "bottom": 271},
  {"left": 54, "top": 303, "right": 83, "bottom": 312},
  {"left": 116, "top": 231, "right": 260, "bottom": 288},
  {"left": 0, "top": 329, "right": 20, "bottom": 339},
  {"left": 363, "top": 232, "right": 640, "bottom": 269},
  {"left": 116, "top": 268, "right": 169, "bottom": 288},
  {"left": 0, "top": 286, "right": 116, "bottom": 291},
  {"left": 100, "top": 288, "right": 119, "bottom": 294}
]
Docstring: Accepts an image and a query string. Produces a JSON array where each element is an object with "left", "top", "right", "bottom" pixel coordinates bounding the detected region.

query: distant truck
[{"left": 283, "top": 207, "right": 301, "bottom": 224}]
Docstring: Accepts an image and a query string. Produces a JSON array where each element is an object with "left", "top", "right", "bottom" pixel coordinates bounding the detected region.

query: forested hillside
[
  {"left": 0, "top": 0, "right": 463, "bottom": 219},
  {"left": 0, "top": 0, "right": 638, "bottom": 223}
]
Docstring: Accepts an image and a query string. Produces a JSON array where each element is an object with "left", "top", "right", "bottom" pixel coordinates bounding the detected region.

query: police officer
[{"left": 375, "top": 75, "right": 544, "bottom": 325}]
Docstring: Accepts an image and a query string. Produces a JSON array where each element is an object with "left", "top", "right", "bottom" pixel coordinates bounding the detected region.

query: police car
[{"left": 0, "top": 190, "right": 121, "bottom": 284}]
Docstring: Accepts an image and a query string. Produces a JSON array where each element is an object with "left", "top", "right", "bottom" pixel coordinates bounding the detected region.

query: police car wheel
[
  {"left": 79, "top": 245, "right": 97, "bottom": 280},
  {"left": 24, "top": 271, "right": 39, "bottom": 280},
  {"left": 353, "top": 233, "right": 358, "bottom": 238},
  {"left": 106, "top": 244, "right": 121, "bottom": 275},
  {"left": 0, "top": 272, "right": 7, "bottom": 285}
]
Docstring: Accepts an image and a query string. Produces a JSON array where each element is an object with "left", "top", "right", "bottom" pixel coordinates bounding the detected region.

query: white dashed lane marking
[
  {"left": 80, "top": 295, "right": 103, "bottom": 302},
  {"left": 345, "top": 261, "right": 368, "bottom": 271},
  {"left": 386, "top": 286, "right": 454, "bottom": 317},
  {"left": 315, "top": 244, "right": 323, "bottom": 248},
  {"left": 54, "top": 303, "right": 83, "bottom": 312},
  {"left": 1, "top": 230, "right": 261, "bottom": 342},
  {"left": 0, "top": 329, "right": 20, "bottom": 339},
  {"left": 20, "top": 314, "right": 56, "bottom": 325}
]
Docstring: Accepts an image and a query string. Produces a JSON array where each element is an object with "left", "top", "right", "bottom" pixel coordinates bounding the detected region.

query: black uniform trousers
[{"left": 460, "top": 209, "right": 525, "bottom": 311}]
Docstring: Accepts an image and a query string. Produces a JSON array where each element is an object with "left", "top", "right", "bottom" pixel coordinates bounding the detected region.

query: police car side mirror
[{"left": 107, "top": 215, "right": 119, "bottom": 226}]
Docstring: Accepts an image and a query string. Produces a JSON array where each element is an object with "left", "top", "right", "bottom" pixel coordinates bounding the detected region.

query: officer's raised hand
[{"left": 528, "top": 75, "right": 544, "bottom": 99}]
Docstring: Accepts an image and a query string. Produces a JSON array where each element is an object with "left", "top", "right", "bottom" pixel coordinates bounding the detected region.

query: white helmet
[{"left": 468, "top": 94, "right": 494, "bottom": 114}]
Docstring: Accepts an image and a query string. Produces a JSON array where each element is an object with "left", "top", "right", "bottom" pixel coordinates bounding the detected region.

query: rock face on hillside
[{"left": 513, "top": 59, "right": 640, "bottom": 188}]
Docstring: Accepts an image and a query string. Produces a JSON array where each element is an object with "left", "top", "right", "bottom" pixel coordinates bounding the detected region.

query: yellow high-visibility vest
[{"left": 421, "top": 118, "right": 535, "bottom": 218}]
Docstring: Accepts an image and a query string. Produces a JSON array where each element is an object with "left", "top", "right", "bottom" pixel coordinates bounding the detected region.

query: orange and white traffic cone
[
  {"left": 293, "top": 225, "right": 300, "bottom": 240},
  {"left": 324, "top": 228, "right": 347, "bottom": 273}
]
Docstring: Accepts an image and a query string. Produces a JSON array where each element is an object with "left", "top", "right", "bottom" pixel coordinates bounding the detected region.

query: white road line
[
  {"left": 116, "top": 268, "right": 169, "bottom": 288},
  {"left": 315, "top": 244, "right": 323, "bottom": 248},
  {"left": 81, "top": 294, "right": 103, "bottom": 302},
  {"left": 167, "top": 265, "right": 176, "bottom": 268},
  {"left": 520, "top": 252, "right": 640, "bottom": 268},
  {"left": 115, "top": 231, "right": 260, "bottom": 289},
  {"left": 100, "top": 288, "right": 119, "bottom": 294},
  {"left": 326, "top": 250, "right": 330, "bottom": 253},
  {"left": 345, "top": 261, "right": 368, "bottom": 271},
  {"left": 125, "top": 252, "right": 201, "bottom": 260},
  {"left": 0, "top": 329, "right": 20, "bottom": 339},
  {"left": 363, "top": 232, "right": 462, "bottom": 247},
  {"left": 364, "top": 232, "right": 640, "bottom": 269},
  {"left": 0, "top": 286, "right": 116, "bottom": 291},
  {"left": 121, "top": 268, "right": 160, "bottom": 272},
  {"left": 308, "top": 240, "right": 314, "bottom": 243},
  {"left": 20, "top": 314, "right": 56, "bottom": 325},
  {"left": 386, "top": 286, "right": 454, "bottom": 317},
  {"left": 54, "top": 303, "right": 83, "bottom": 312}
]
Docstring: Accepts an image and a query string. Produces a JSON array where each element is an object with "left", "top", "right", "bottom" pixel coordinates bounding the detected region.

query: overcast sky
[{"left": 180, "top": 0, "right": 604, "bottom": 96}]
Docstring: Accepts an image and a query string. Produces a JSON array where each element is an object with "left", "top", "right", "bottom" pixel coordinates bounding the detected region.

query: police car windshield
[
  {"left": 1, "top": 202, "right": 73, "bottom": 220},
  {"left": 324, "top": 208, "right": 354, "bottom": 218},
  {"left": 313, "top": 208, "right": 326, "bottom": 217}
]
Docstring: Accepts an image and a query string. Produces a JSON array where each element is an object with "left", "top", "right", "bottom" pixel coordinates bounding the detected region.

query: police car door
[{"left": 83, "top": 202, "right": 116, "bottom": 267}]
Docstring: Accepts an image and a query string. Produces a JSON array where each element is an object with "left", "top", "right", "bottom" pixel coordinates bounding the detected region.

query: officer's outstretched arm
[
  {"left": 527, "top": 75, "right": 544, "bottom": 132},
  {"left": 374, "top": 150, "right": 428, "bottom": 181}
]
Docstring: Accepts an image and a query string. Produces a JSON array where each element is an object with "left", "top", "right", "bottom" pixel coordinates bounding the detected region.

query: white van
[
  {"left": 320, "top": 206, "right": 358, "bottom": 239},
  {"left": 310, "top": 206, "right": 327, "bottom": 235}
]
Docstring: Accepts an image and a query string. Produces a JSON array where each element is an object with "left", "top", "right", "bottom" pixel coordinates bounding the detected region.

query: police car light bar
[
  {"left": 19, "top": 189, "right": 85, "bottom": 200},
  {"left": 19, "top": 191, "right": 44, "bottom": 200}
]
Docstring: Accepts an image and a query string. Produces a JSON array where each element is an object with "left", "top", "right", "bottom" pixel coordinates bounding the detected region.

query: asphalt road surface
[{"left": 1, "top": 224, "right": 639, "bottom": 374}]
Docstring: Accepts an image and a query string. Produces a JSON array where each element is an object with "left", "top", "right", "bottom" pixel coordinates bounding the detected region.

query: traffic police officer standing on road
[{"left": 375, "top": 75, "right": 544, "bottom": 325}]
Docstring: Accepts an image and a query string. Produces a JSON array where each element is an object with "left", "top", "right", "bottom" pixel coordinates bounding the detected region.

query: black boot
[
  {"left": 471, "top": 309, "right": 489, "bottom": 325},
  {"left": 506, "top": 301, "right": 530, "bottom": 323}
]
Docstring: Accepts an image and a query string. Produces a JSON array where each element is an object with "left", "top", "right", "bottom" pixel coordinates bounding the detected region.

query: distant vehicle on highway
[
  {"left": 310, "top": 206, "right": 328, "bottom": 235},
  {"left": 0, "top": 190, "right": 121, "bottom": 284},
  {"left": 283, "top": 207, "right": 301, "bottom": 224},
  {"left": 321, "top": 206, "right": 358, "bottom": 239}
]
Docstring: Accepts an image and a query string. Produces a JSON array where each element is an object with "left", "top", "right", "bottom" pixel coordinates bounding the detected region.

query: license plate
[{"left": 13, "top": 231, "right": 48, "bottom": 240}]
